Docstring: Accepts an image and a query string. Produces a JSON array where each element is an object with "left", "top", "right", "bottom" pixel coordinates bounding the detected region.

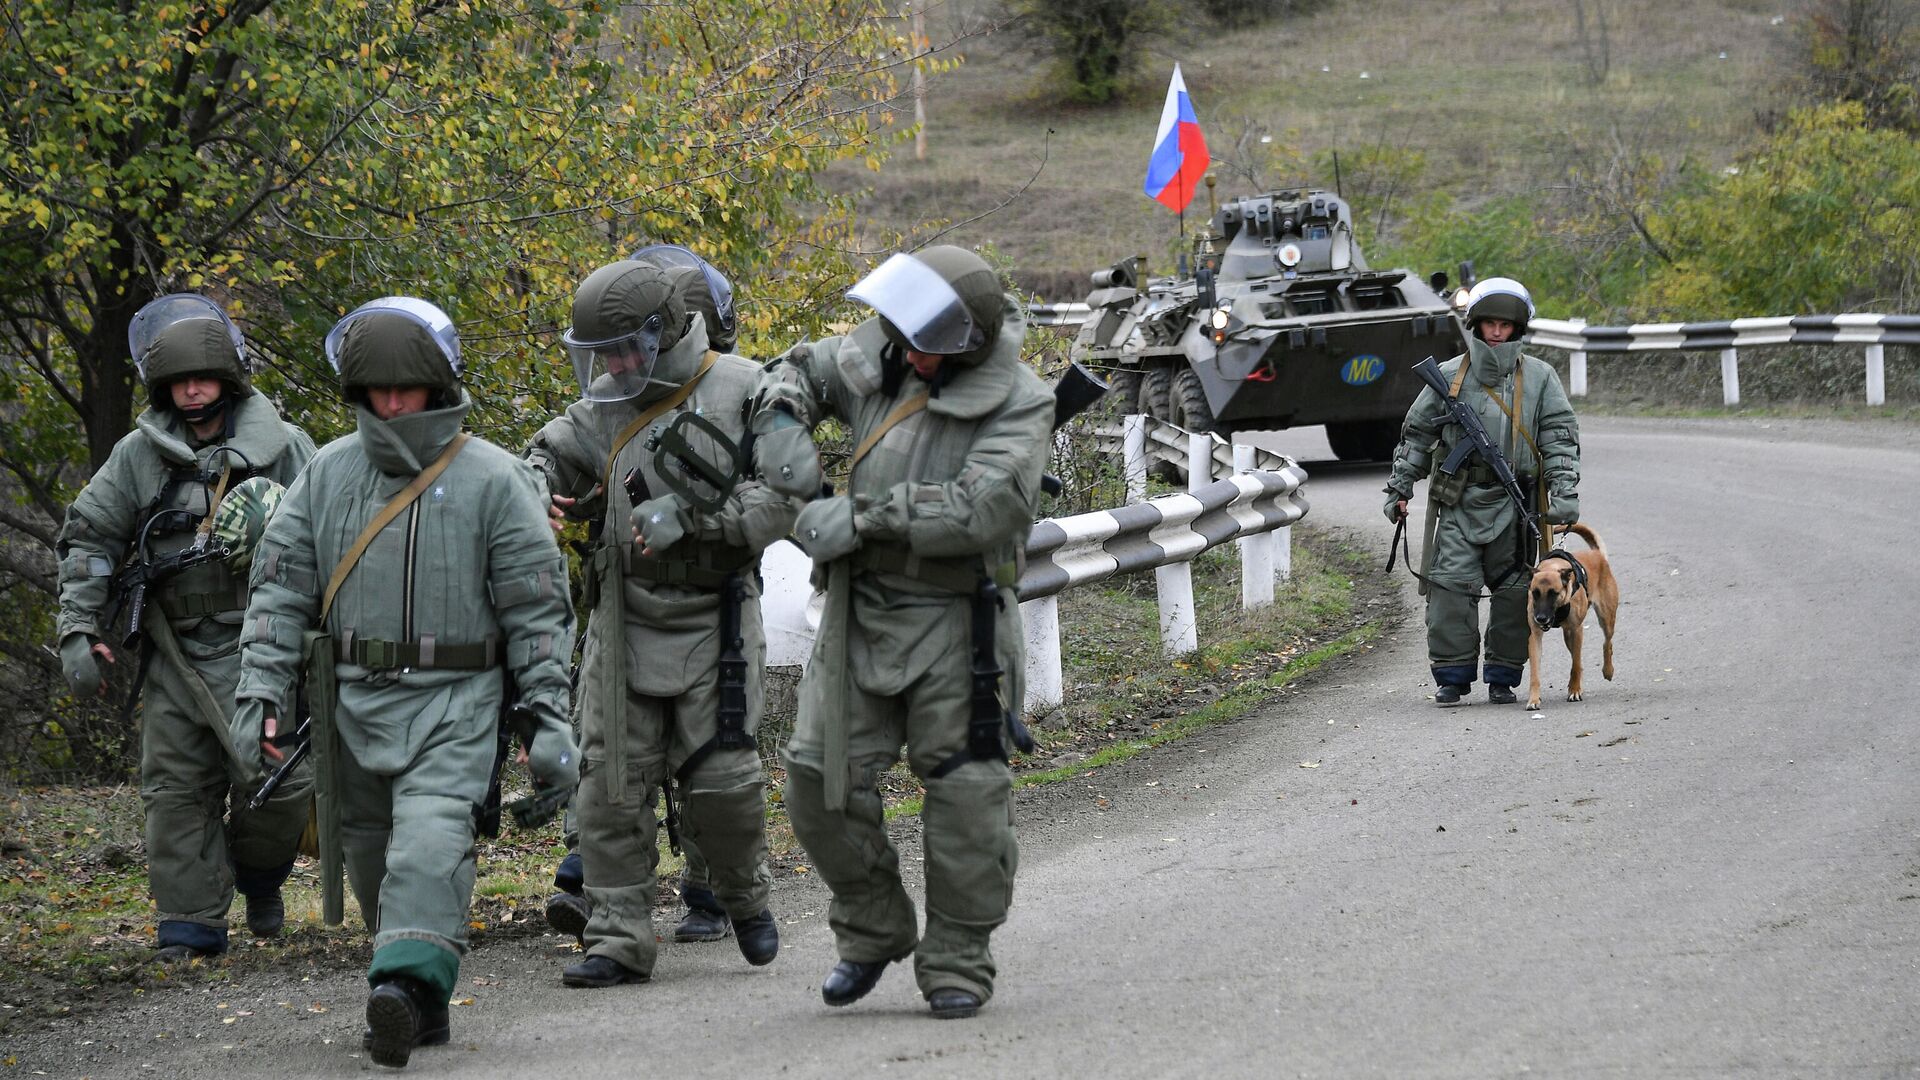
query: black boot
[
  {"left": 544, "top": 892, "right": 589, "bottom": 946},
  {"left": 673, "top": 884, "right": 731, "bottom": 942},
  {"left": 1433, "top": 684, "right": 1470, "bottom": 707},
  {"left": 927, "top": 987, "right": 983, "bottom": 1019},
  {"left": 243, "top": 892, "right": 285, "bottom": 938},
  {"left": 562, "top": 954, "right": 649, "bottom": 988},
  {"left": 1487, "top": 684, "right": 1517, "bottom": 705},
  {"left": 365, "top": 976, "right": 447, "bottom": 1068},
  {"left": 822, "top": 955, "right": 903, "bottom": 1007},
  {"left": 732, "top": 910, "right": 778, "bottom": 966}
]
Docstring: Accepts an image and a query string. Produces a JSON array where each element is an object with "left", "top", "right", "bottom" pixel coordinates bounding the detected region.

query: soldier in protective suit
[
  {"left": 1384, "top": 277, "right": 1581, "bottom": 705},
  {"left": 231, "top": 298, "right": 577, "bottom": 1067},
  {"left": 54, "top": 294, "right": 316, "bottom": 962},
  {"left": 752, "top": 245, "right": 1052, "bottom": 1019},
  {"left": 541, "top": 245, "right": 752, "bottom": 947},
  {"left": 525, "top": 257, "right": 790, "bottom": 988}
]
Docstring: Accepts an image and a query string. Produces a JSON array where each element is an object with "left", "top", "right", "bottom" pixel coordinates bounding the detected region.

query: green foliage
[
  {"left": 0, "top": 0, "right": 907, "bottom": 779},
  {"left": 1790, "top": 0, "right": 1920, "bottom": 134},
  {"left": 1008, "top": 0, "right": 1171, "bottom": 105},
  {"left": 1638, "top": 102, "right": 1920, "bottom": 317}
]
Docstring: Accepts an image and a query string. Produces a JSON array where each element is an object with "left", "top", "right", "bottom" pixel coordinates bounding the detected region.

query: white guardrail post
[
  {"left": 1720, "top": 347, "right": 1741, "bottom": 406},
  {"left": 1021, "top": 593, "right": 1063, "bottom": 712},
  {"left": 1234, "top": 444, "right": 1274, "bottom": 610},
  {"left": 1123, "top": 413, "right": 1147, "bottom": 504},
  {"left": 1866, "top": 344, "right": 1886, "bottom": 406},
  {"left": 1186, "top": 432, "right": 1211, "bottom": 492},
  {"left": 1568, "top": 318, "right": 1587, "bottom": 397}
]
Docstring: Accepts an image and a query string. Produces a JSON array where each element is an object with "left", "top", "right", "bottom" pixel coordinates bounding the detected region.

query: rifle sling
[{"left": 320, "top": 434, "right": 469, "bottom": 626}]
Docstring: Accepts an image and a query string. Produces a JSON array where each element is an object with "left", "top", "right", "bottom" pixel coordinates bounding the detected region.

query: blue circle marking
[{"left": 1341, "top": 354, "right": 1385, "bottom": 386}]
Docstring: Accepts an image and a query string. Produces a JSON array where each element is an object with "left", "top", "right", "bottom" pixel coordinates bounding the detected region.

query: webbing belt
[
  {"left": 336, "top": 633, "right": 500, "bottom": 671},
  {"left": 158, "top": 584, "right": 248, "bottom": 619},
  {"left": 853, "top": 547, "right": 1016, "bottom": 595},
  {"left": 619, "top": 542, "right": 754, "bottom": 590}
]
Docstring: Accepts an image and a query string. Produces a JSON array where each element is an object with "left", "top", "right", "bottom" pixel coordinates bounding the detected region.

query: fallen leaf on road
[
  {"left": 307, "top": 1003, "right": 329, "bottom": 1014},
  {"left": 1576, "top": 731, "right": 1595, "bottom": 738},
  {"left": 1599, "top": 736, "right": 1630, "bottom": 747},
  {"left": 454, "top": 997, "right": 476, "bottom": 1006},
  {"left": 1298, "top": 761, "right": 1321, "bottom": 769}
]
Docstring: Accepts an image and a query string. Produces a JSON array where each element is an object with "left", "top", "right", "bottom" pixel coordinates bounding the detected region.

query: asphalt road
[{"left": 27, "top": 416, "right": 1920, "bottom": 1078}]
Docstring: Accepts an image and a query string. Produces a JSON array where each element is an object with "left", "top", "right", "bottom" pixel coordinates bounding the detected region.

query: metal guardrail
[
  {"left": 1029, "top": 302, "right": 1091, "bottom": 329},
  {"left": 1017, "top": 468, "right": 1308, "bottom": 602},
  {"left": 1089, "top": 420, "right": 1292, "bottom": 478},
  {"left": 1529, "top": 313, "right": 1910, "bottom": 405}
]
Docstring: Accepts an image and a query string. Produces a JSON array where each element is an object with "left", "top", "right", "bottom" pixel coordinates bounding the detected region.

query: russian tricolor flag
[{"left": 1143, "top": 64, "right": 1210, "bottom": 214}]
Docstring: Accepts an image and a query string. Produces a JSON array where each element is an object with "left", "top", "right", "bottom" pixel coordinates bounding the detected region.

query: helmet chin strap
[{"left": 177, "top": 393, "right": 230, "bottom": 425}]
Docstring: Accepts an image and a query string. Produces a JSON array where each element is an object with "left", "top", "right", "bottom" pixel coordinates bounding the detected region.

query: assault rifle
[
  {"left": 247, "top": 714, "right": 310, "bottom": 811},
  {"left": 479, "top": 701, "right": 571, "bottom": 837},
  {"left": 1411, "top": 355, "right": 1543, "bottom": 555},
  {"left": 105, "top": 528, "right": 231, "bottom": 652}
]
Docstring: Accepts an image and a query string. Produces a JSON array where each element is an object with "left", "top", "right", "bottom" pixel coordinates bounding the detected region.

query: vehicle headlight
[{"left": 1277, "top": 243, "right": 1302, "bottom": 268}]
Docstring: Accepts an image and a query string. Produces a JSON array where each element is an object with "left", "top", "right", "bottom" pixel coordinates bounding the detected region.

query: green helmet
[
  {"left": 1465, "top": 277, "right": 1535, "bottom": 337},
  {"left": 565, "top": 261, "right": 690, "bottom": 402},
  {"left": 632, "top": 244, "right": 737, "bottom": 353},
  {"left": 852, "top": 245, "right": 1007, "bottom": 365},
  {"left": 212, "top": 475, "right": 286, "bottom": 572},
  {"left": 128, "top": 294, "right": 253, "bottom": 407},
  {"left": 324, "top": 297, "right": 463, "bottom": 401}
]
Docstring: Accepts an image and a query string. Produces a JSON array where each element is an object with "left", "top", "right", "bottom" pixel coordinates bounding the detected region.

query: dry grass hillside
[{"left": 830, "top": 0, "right": 1792, "bottom": 298}]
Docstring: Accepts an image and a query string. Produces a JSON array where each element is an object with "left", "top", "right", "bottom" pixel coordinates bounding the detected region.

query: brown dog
[{"left": 1526, "top": 523, "right": 1618, "bottom": 709}]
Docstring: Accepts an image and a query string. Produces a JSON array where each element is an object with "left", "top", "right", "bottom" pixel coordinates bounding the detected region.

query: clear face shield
[
  {"left": 846, "top": 252, "right": 980, "bottom": 356},
  {"left": 322, "top": 296, "right": 464, "bottom": 375},
  {"left": 127, "top": 294, "right": 248, "bottom": 379},
  {"left": 631, "top": 244, "right": 735, "bottom": 338},
  {"left": 563, "top": 310, "right": 667, "bottom": 403}
]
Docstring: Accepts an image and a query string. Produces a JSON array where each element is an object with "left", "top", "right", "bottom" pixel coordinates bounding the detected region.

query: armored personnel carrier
[{"left": 1070, "top": 188, "right": 1466, "bottom": 462}]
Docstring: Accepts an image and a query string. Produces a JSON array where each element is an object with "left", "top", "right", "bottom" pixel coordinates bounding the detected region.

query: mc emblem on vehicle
[{"left": 1341, "top": 354, "right": 1385, "bottom": 386}]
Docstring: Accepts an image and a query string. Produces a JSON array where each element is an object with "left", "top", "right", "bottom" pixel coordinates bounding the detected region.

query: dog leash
[{"left": 1385, "top": 510, "right": 1532, "bottom": 600}]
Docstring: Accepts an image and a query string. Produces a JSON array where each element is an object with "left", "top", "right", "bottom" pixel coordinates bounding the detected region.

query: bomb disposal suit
[
  {"left": 232, "top": 298, "right": 575, "bottom": 1065},
  {"left": 525, "top": 259, "right": 790, "bottom": 984},
  {"left": 1383, "top": 278, "right": 1581, "bottom": 695},
  {"left": 753, "top": 246, "right": 1051, "bottom": 1014},
  {"left": 55, "top": 294, "right": 316, "bottom": 959},
  {"left": 540, "top": 246, "right": 755, "bottom": 949}
]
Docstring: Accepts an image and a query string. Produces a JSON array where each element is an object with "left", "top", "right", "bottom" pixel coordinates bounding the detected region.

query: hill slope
[{"left": 830, "top": 0, "right": 1789, "bottom": 298}]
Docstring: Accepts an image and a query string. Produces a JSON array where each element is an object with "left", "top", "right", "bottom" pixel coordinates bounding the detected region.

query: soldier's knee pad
[
  {"left": 920, "top": 767, "right": 1017, "bottom": 920},
  {"left": 389, "top": 795, "right": 474, "bottom": 877},
  {"left": 782, "top": 761, "right": 893, "bottom": 884}
]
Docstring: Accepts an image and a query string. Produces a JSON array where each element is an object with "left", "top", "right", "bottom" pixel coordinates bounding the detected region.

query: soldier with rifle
[
  {"left": 54, "top": 294, "right": 316, "bottom": 963},
  {"left": 1384, "top": 277, "right": 1582, "bottom": 706},
  {"left": 525, "top": 255, "right": 792, "bottom": 989},
  {"left": 539, "top": 245, "right": 755, "bottom": 949},
  {"left": 231, "top": 297, "right": 577, "bottom": 1068},
  {"left": 749, "top": 245, "right": 1058, "bottom": 1020}
]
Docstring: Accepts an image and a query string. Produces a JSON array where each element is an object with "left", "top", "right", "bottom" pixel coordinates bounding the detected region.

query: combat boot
[
  {"left": 927, "top": 988, "right": 982, "bottom": 1020},
  {"left": 732, "top": 910, "right": 778, "bottom": 966},
  {"left": 562, "top": 954, "right": 649, "bottom": 988},
  {"left": 364, "top": 976, "right": 448, "bottom": 1068},
  {"left": 544, "top": 891, "right": 589, "bottom": 946},
  {"left": 672, "top": 885, "right": 731, "bottom": 943},
  {"left": 1433, "top": 684, "right": 1469, "bottom": 707},
  {"left": 1487, "top": 684, "right": 1518, "bottom": 705},
  {"left": 822, "top": 954, "right": 906, "bottom": 1007},
  {"left": 243, "top": 891, "right": 285, "bottom": 938}
]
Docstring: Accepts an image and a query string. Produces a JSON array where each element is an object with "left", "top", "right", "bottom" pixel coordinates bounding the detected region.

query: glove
[
  {"left": 793, "top": 496, "right": 860, "bottom": 562},
  {"left": 631, "top": 494, "right": 693, "bottom": 552},
  {"left": 1383, "top": 490, "right": 1409, "bottom": 524},
  {"left": 232, "top": 696, "right": 270, "bottom": 777},
  {"left": 752, "top": 414, "right": 823, "bottom": 499},
  {"left": 528, "top": 720, "right": 580, "bottom": 792},
  {"left": 59, "top": 633, "right": 103, "bottom": 698},
  {"left": 856, "top": 487, "right": 911, "bottom": 542},
  {"left": 1545, "top": 493, "right": 1579, "bottom": 525}
]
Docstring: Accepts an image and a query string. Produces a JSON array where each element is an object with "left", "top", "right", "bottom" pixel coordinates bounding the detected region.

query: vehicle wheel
[
  {"left": 1170, "top": 368, "right": 1216, "bottom": 434},
  {"left": 1139, "top": 365, "right": 1180, "bottom": 481},
  {"left": 1106, "top": 369, "right": 1142, "bottom": 417},
  {"left": 1325, "top": 419, "right": 1402, "bottom": 462}
]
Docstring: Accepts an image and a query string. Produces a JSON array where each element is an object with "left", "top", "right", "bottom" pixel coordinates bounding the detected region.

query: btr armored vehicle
[{"left": 1070, "top": 188, "right": 1467, "bottom": 461}]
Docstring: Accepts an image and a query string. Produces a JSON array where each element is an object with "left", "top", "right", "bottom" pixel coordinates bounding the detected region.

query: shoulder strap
[
  {"left": 600, "top": 351, "right": 719, "bottom": 497},
  {"left": 849, "top": 392, "right": 929, "bottom": 476},
  {"left": 319, "top": 434, "right": 469, "bottom": 625}
]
